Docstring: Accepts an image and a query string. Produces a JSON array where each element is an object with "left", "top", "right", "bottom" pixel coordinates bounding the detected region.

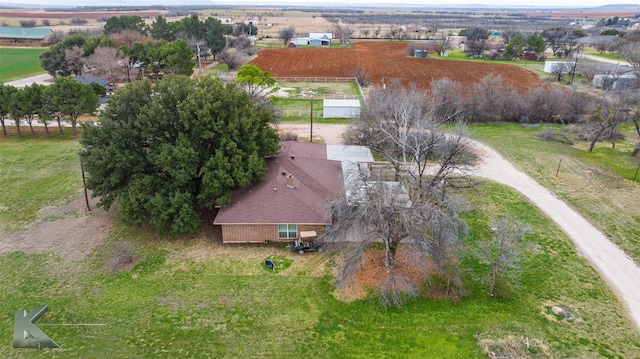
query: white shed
[
  {"left": 543, "top": 61, "right": 573, "bottom": 74},
  {"left": 323, "top": 99, "right": 361, "bottom": 119}
]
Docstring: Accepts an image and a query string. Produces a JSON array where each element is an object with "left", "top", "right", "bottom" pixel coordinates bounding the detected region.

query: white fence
[{"left": 273, "top": 76, "right": 357, "bottom": 83}]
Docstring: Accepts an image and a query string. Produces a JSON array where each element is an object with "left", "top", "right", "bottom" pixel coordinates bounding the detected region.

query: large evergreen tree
[{"left": 80, "top": 75, "right": 280, "bottom": 235}]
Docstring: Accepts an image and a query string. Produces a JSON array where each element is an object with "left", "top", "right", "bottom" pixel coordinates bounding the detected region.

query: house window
[{"left": 278, "top": 224, "right": 297, "bottom": 239}]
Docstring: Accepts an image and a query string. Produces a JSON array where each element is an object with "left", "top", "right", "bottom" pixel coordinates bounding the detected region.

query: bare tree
[
  {"left": 217, "top": 48, "right": 244, "bottom": 70},
  {"left": 334, "top": 24, "right": 352, "bottom": 45},
  {"left": 428, "top": 78, "right": 464, "bottom": 123},
  {"left": 619, "top": 90, "right": 640, "bottom": 156},
  {"left": 327, "top": 84, "right": 477, "bottom": 305},
  {"left": 549, "top": 62, "right": 573, "bottom": 82},
  {"left": 475, "top": 218, "right": 532, "bottom": 297},
  {"left": 278, "top": 26, "right": 296, "bottom": 46},
  {"left": 460, "top": 27, "right": 489, "bottom": 58},
  {"left": 65, "top": 46, "right": 85, "bottom": 76},
  {"left": 579, "top": 96, "right": 626, "bottom": 152},
  {"left": 429, "top": 33, "right": 451, "bottom": 56},
  {"left": 500, "top": 27, "right": 521, "bottom": 46},
  {"left": 83, "top": 46, "right": 125, "bottom": 83},
  {"left": 325, "top": 170, "right": 468, "bottom": 306},
  {"left": 620, "top": 41, "right": 640, "bottom": 70},
  {"left": 354, "top": 66, "right": 370, "bottom": 87}
]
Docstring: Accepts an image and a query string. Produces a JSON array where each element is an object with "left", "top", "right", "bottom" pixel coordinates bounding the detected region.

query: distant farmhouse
[
  {"left": 217, "top": 18, "right": 233, "bottom": 25},
  {"left": 288, "top": 33, "right": 333, "bottom": 47},
  {"left": 0, "top": 27, "right": 52, "bottom": 46}
]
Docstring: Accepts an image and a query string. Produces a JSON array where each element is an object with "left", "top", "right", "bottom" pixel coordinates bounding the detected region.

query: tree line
[
  {"left": 0, "top": 78, "right": 99, "bottom": 137},
  {"left": 38, "top": 14, "right": 248, "bottom": 83}
]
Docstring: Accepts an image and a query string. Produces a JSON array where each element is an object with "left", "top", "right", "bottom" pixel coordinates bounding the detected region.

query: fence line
[
  {"left": 284, "top": 94, "right": 360, "bottom": 100},
  {"left": 273, "top": 76, "right": 357, "bottom": 83},
  {"left": 279, "top": 110, "right": 323, "bottom": 117}
]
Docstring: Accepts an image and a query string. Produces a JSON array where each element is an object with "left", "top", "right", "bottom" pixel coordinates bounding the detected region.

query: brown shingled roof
[{"left": 213, "top": 141, "right": 344, "bottom": 225}]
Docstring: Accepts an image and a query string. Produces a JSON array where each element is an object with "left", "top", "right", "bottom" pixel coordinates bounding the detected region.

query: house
[
  {"left": 593, "top": 73, "right": 638, "bottom": 90},
  {"left": 309, "top": 32, "right": 332, "bottom": 46},
  {"left": 323, "top": 99, "right": 361, "bottom": 119},
  {"left": 74, "top": 76, "right": 116, "bottom": 94},
  {"left": 213, "top": 141, "right": 374, "bottom": 243},
  {"left": 244, "top": 20, "right": 259, "bottom": 26},
  {"left": 217, "top": 18, "right": 233, "bottom": 24},
  {"left": 0, "top": 27, "right": 52, "bottom": 46}
]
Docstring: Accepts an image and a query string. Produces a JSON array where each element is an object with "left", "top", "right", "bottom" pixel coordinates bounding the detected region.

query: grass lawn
[
  {"left": 0, "top": 132, "right": 82, "bottom": 232},
  {"left": 472, "top": 123, "right": 640, "bottom": 265},
  {"left": 582, "top": 48, "right": 628, "bottom": 62},
  {"left": 1, "top": 134, "right": 639, "bottom": 357},
  {"left": 0, "top": 47, "right": 48, "bottom": 83}
]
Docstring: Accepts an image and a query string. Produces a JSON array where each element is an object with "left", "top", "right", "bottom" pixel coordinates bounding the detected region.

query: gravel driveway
[{"left": 280, "top": 123, "right": 640, "bottom": 329}]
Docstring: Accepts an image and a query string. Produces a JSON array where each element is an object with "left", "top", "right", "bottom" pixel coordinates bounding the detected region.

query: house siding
[{"left": 220, "top": 224, "right": 326, "bottom": 243}]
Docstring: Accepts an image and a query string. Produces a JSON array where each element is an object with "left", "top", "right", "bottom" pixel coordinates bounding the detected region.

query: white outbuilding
[{"left": 323, "top": 99, "right": 361, "bottom": 119}]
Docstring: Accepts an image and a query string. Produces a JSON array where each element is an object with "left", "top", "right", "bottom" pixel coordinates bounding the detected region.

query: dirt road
[
  {"left": 280, "top": 123, "right": 640, "bottom": 329},
  {"left": 5, "top": 73, "right": 53, "bottom": 88}
]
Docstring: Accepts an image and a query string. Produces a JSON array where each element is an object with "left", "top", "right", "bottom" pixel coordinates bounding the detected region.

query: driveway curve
[
  {"left": 473, "top": 142, "right": 640, "bottom": 330},
  {"left": 278, "top": 123, "right": 640, "bottom": 330}
]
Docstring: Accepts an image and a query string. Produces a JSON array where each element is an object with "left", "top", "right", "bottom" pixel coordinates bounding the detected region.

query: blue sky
[{"left": 1, "top": 0, "right": 639, "bottom": 8}]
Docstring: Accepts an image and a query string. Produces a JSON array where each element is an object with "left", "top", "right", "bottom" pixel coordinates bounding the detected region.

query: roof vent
[{"left": 286, "top": 174, "right": 295, "bottom": 189}]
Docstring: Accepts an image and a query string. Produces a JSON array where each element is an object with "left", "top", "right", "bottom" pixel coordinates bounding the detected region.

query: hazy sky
[{"left": 1, "top": 0, "right": 639, "bottom": 8}]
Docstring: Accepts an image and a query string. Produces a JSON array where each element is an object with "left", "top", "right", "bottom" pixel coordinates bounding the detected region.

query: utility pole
[
  {"left": 78, "top": 149, "right": 91, "bottom": 212},
  {"left": 310, "top": 94, "right": 314, "bottom": 142}
]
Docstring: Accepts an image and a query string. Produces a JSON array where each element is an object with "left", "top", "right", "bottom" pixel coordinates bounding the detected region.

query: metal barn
[{"left": 323, "top": 99, "right": 361, "bottom": 119}]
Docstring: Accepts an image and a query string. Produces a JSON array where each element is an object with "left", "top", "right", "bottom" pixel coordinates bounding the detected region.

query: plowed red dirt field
[{"left": 249, "top": 41, "right": 542, "bottom": 91}]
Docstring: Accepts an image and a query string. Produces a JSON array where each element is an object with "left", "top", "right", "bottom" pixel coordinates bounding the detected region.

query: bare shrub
[
  {"left": 279, "top": 131, "right": 299, "bottom": 141},
  {"left": 71, "top": 18, "right": 88, "bottom": 25},
  {"left": 536, "top": 128, "right": 574, "bottom": 145},
  {"left": 479, "top": 336, "right": 552, "bottom": 359},
  {"left": 41, "top": 19, "right": 50, "bottom": 26},
  {"left": 217, "top": 48, "right": 244, "bottom": 71},
  {"left": 19, "top": 19, "right": 37, "bottom": 28}
]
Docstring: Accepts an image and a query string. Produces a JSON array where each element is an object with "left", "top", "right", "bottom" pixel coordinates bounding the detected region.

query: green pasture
[
  {"left": 0, "top": 134, "right": 639, "bottom": 357},
  {"left": 272, "top": 81, "right": 360, "bottom": 124},
  {"left": 0, "top": 47, "right": 47, "bottom": 83},
  {"left": 431, "top": 50, "right": 546, "bottom": 74},
  {"left": 472, "top": 123, "right": 640, "bottom": 266}
]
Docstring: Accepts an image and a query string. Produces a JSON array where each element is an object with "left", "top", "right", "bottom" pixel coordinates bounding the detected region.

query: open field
[
  {"left": 0, "top": 47, "right": 47, "bottom": 83},
  {"left": 472, "top": 124, "right": 640, "bottom": 266},
  {"left": 250, "top": 42, "right": 543, "bottom": 92},
  {"left": 1, "top": 134, "right": 640, "bottom": 357}
]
